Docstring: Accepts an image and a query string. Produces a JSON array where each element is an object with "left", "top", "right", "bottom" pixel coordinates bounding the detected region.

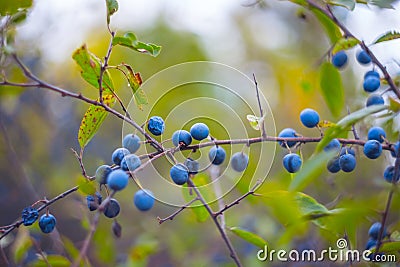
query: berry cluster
[
  {"left": 21, "top": 206, "right": 57, "bottom": 234},
  {"left": 365, "top": 222, "right": 389, "bottom": 260}
]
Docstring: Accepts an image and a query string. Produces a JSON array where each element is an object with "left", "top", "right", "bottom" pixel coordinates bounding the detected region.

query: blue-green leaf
[
  {"left": 105, "top": 0, "right": 118, "bottom": 25},
  {"left": 112, "top": 32, "right": 161, "bottom": 57},
  {"left": 327, "top": 0, "right": 356, "bottom": 10}
]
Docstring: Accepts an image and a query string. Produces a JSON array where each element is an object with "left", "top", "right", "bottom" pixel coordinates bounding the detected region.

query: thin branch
[
  {"left": 157, "top": 197, "right": 200, "bottom": 224},
  {"left": 253, "top": 73, "right": 266, "bottom": 139},
  {"left": 99, "top": 31, "right": 115, "bottom": 104},
  {"left": 71, "top": 148, "right": 91, "bottom": 180}
]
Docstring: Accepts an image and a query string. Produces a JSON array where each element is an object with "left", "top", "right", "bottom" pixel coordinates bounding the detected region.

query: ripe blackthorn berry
[
  {"left": 95, "top": 165, "right": 112, "bottom": 185},
  {"left": 327, "top": 157, "right": 341, "bottom": 173},
  {"left": 122, "top": 134, "right": 141, "bottom": 153},
  {"left": 363, "top": 76, "right": 380, "bottom": 92},
  {"left": 120, "top": 154, "right": 141, "bottom": 172},
  {"left": 390, "top": 141, "right": 400, "bottom": 158},
  {"left": 104, "top": 198, "right": 120, "bottom": 218},
  {"left": 111, "top": 148, "right": 130, "bottom": 165},
  {"left": 107, "top": 169, "right": 129, "bottom": 191},
  {"left": 300, "top": 108, "right": 320, "bottom": 128},
  {"left": 356, "top": 50, "right": 371, "bottom": 65},
  {"left": 86, "top": 192, "right": 103, "bottom": 211},
  {"left": 363, "top": 140, "right": 382, "bottom": 159},
  {"left": 324, "top": 139, "right": 341, "bottom": 153},
  {"left": 39, "top": 214, "right": 56, "bottom": 234},
  {"left": 190, "top": 123, "right": 210, "bottom": 141},
  {"left": 134, "top": 189, "right": 155, "bottom": 211},
  {"left": 339, "top": 154, "right": 356, "bottom": 172},
  {"left": 172, "top": 130, "right": 192, "bottom": 147},
  {"left": 365, "top": 70, "right": 380, "bottom": 79},
  {"left": 209, "top": 146, "right": 226, "bottom": 165},
  {"left": 278, "top": 128, "right": 298, "bottom": 148},
  {"left": 170, "top": 163, "right": 189, "bottom": 185},
  {"left": 383, "top": 165, "right": 400, "bottom": 183},
  {"left": 365, "top": 238, "right": 377, "bottom": 250},
  {"left": 332, "top": 51, "right": 348, "bottom": 69},
  {"left": 147, "top": 116, "right": 165, "bottom": 136},
  {"left": 340, "top": 147, "right": 356, "bottom": 157},
  {"left": 184, "top": 158, "right": 199, "bottom": 175},
  {"left": 368, "top": 126, "right": 386, "bottom": 143},
  {"left": 21, "top": 207, "right": 39, "bottom": 226},
  {"left": 283, "top": 154, "right": 302, "bottom": 173},
  {"left": 368, "top": 222, "right": 387, "bottom": 240},
  {"left": 230, "top": 152, "right": 249, "bottom": 172},
  {"left": 366, "top": 94, "right": 384, "bottom": 107}
]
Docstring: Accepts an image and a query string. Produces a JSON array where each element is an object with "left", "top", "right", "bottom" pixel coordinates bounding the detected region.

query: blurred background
[{"left": 1, "top": 0, "right": 400, "bottom": 266}]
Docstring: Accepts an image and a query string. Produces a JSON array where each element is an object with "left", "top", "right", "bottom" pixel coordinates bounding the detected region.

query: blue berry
[
  {"left": 363, "top": 76, "right": 380, "bottom": 92},
  {"left": 190, "top": 123, "right": 210, "bottom": 141},
  {"left": 230, "top": 152, "right": 249, "bottom": 172},
  {"left": 340, "top": 147, "right": 356, "bottom": 157},
  {"left": 368, "top": 222, "right": 387, "bottom": 240},
  {"left": 324, "top": 139, "right": 341, "bottom": 153},
  {"left": 383, "top": 166, "right": 400, "bottom": 183},
  {"left": 21, "top": 207, "right": 39, "bottom": 226},
  {"left": 368, "top": 127, "right": 386, "bottom": 143},
  {"left": 327, "top": 157, "right": 341, "bottom": 173},
  {"left": 365, "top": 238, "right": 377, "bottom": 250},
  {"left": 107, "top": 169, "right": 129, "bottom": 191},
  {"left": 170, "top": 163, "right": 189, "bottom": 185},
  {"left": 120, "top": 154, "right": 141, "bottom": 172},
  {"left": 184, "top": 158, "right": 199, "bottom": 175},
  {"left": 111, "top": 148, "right": 130, "bottom": 165},
  {"left": 283, "top": 154, "right": 302, "bottom": 173},
  {"left": 208, "top": 146, "right": 226, "bottom": 165},
  {"left": 356, "top": 50, "right": 371, "bottom": 65},
  {"left": 39, "top": 214, "right": 56, "bottom": 234},
  {"left": 278, "top": 128, "right": 298, "bottom": 148},
  {"left": 95, "top": 165, "right": 112, "bottom": 185},
  {"left": 363, "top": 140, "right": 382, "bottom": 159},
  {"left": 172, "top": 130, "right": 192, "bottom": 147},
  {"left": 104, "top": 198, "right": 120, "bottom": 218},
  {"left": 332, "top": 51, "right": 348, "bottom": 69},
  {"left": 339, "top": 154, "right": 356, "bottom": 172},
  {"left": 365, "top": 70, "right": 380, "bottom": 79},
  {"left": 122, "top": 134, "right": 141, "bottom": 153},
  {"left": 147, "top": 116, "right": 165, "bottom": 136},
  {"left": 366, "top": 94, "right": 384, "bottom": 107},
  {"left": 300, "top": 108, "right": 320, "bottom": 128},
  {"left": 134, "top": 189, "right": 155, "bottom": 211},
  {"left": 86, "top": 192, "right": 103, "bottom": 211},
  {"left": 391, "top": 141, "right": 400, "bottom": 158}
]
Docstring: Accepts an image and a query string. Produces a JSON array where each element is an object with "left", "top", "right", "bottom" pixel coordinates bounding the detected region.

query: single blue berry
[
  {"left": 39, "top": 214, "right": 56, "bottom": 234},
  {"left": 368, "top": 127, "right": 386, "bottom": 143},
  {"left": 95, "top": 165, "right": 112, "bottom": 185},
  {"left": 122, "top": 134, "right": 141, "bottom": 153},
  {"left": 134, "top": 189, "right": 155, "bottom": 211},
  {"left": 340, "top": 147, "right": 356, "bottom": 157},
  {"left": 120, "top": 154, "right": 141, "bottom": 172},
  {"left": 111, "top": 148, "right": 130, "bottom": 166},
  {"left": 383, "top": 165, "right": 400, "bottom": 183},
  {"left": 332, "top": 51, "right": 348, "bottom": 69},
  {"left": 283, "top": 154, "right": 302, "bottom": 173},
  {"left": 86, "top": 192, "right": 103, "bottom": 211},
  {"left": 21, "top": 207, "right": 39, "bottom": 226},
  {"left": 363, "top": 76, "right": 380, "bottom": 93},
  {"left": 365, "top": 238, "right": 377, "bottom": 250},
  {"left": 391, "top": 141, "right": 400, "bottom": 158},
  {"left": 365, "top": 70, "right": 380, "bottom": 79},
  {"left": 327, "top": 157, "right": 341, "bottom": 173},
  {"left": 363, "top": 140, "right": 382, "bottom": 159},
  {"left": 324, "top": 139, "right": 341, "bottom": 153},
  {"left": 107, "top": 169, "right": 129, "bottom": 191},
  {"left": 190, "top": 123, "right": 210, "bottom": 141},
  {"left": 366, "top": 94, "right": 384, "bottom": 107},
  {"left": 104, "top": 198, "right": 120, "bottom": 218},
  {"left": 339, "top": 154, "right": 356, "bottom": 172},
  {"left": 209, "top": 146, "right": 226, "bottom": 165},
  {"left": 278, "top": 128, "right": 298, "bottom": 148},
  {"left": 356, "top": 50, "right": 371, "bottom": 65},
  {"left": 368, "top": 222, "right": 387, "bottom": 240},
  {"left": 147, "top": 116, "right": 165, "bottom": 136},
  {"left": 170, "top": 163, "right": 189, "bottom": 185},
  {"left": 184, "top": 158, "right": 199, "bottom": 175},
  {"left": 172, "top": 130, "right": 192, "bottom": 147},
  {"left": 300, "top": 108, "right": 320, "bottom": 128},
  {"left": 230, "top": 152, "right": 249, "bottom": 172}
]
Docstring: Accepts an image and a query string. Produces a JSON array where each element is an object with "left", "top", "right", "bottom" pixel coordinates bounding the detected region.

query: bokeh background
[{"left": 1, "top": 0, "right": 400, "bottom": 266}]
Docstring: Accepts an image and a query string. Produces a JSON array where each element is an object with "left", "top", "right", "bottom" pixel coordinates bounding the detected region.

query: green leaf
[
  {"left": 78, "top": 93, "right": 115, "bottom": 149},
  {"left": 317, "top": 120, "right": 336, "bottom": 128},
  {"left": 295, "top": 192, "right": 329, "bottom": 216},
  {"left": 72, "top": 44, "right": 114, "bottom": 92},
  {"left": 247, "top": 114, "right": 261, "bottom": 130},
  {"left": 332, "top": 37, "right": 360, "bottom": 54},
  {"left": 112, "top": 32, "right": 162, "bottom": 57},
  {"left": 229, "top": 227, "right": 268, "bottom": 249},
  {"left": 182, "top": 174, "right": 211, "bottom": 222},
  {"left": 12, "top": 228, "right": 32, "bottom": 264},
  {"left": 319, "top": 62, "right": 345, "bottom": 118},
  {"left": 373, "top": 31, "right": 400, "bottom": 44},
  {"left": 31, "top": 255, "right": 71, "bottom": 267},
  {"left": 369, "top": 0, "right": 396, "bottom": 8},
  {"left": 311, "top": 9, "right": 342, "bottom": 44},
  {"left": 371, "top": 241, "right": 400, "bottom": 253},
  {"left": 287, "top": 0, "right": 308, "bottom": 6},
  {"left": 120, "top": 64, "right": 148, "bottom": 110},
  {"left": 105, "top": 0, "right": 118, "bottom": 25},
  {"left": 316, "top": 104, "right": 388, "bottom": 152},
  {"left": 327, "top": 0, "right": 356, "bottom": 10},
  {"left": 77, "top": 176, "right": 96, "bottom": 195},
  {"left": 129, "top": 235, "right": 159, "bottom": 262},
  {"left": 389, "top": 97, "right": 400, "bottom": 113},
  {"left": 289, "top": 151, "right": 336, "bottom": 192},
  {"left": 0, "top": 0, "right": 32, "bottom": 16}
]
